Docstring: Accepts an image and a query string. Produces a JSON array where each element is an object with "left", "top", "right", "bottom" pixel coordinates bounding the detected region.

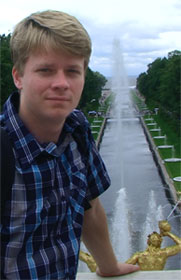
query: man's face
[
  {"left": 13, "top": 49, "right": 85, "bottom": 125},
  {"left": 149, "top": 234, "right": 162, "bottom": 248}
]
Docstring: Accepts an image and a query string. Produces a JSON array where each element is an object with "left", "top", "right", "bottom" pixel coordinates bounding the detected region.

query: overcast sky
[{"left": 1, "top": 0, "right": 180, "bottom": 77}]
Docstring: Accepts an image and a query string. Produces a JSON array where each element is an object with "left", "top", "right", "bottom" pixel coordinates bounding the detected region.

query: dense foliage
[
  {"left": 0, "top": 33, "right": 107, "bottom": 111},
  {"left": 78, "top": 68, "right": 107, "bottom": 113},
  {"left": 0, "top": 34, "right": 16, "bottom": 108},
  {"left": 136, "top": 50, "right": 181, "bottom": 133}
]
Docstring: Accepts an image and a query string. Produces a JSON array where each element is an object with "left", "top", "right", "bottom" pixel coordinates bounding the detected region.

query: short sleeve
[{"left": 85, "top": 128, "right": 111, "bottom": 202}]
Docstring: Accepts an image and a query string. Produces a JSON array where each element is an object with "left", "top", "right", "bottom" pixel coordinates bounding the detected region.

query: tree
[
  {"left": 146, "top": 57, "right": 167, "bottom": 103},
  {"left": 136, "top": 50, "right": 180, "bottom": 133},
  {"left": 168, "top": 50, "right": 181, "bottom": 59},
  {"left": 0, "top": 34, "right": 16, "bottom": 109},
  {"left": 136, "top": 72, "right": 149, "bottom": 97},
  {"left": 78, "top": 68, "right": 107, "bottom": 112},
  {"left": 159, "top": 51, "right": 181, "bottom": 119}
]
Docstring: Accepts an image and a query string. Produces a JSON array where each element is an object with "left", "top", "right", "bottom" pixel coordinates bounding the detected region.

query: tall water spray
[
  {"left": 111, "top": 188, "right": 131, "bottom": 261},
  {"left": 110, "top": 38, "right": 131, "bottom": 260},
  {"left": 141, "top": 190, "right": 165, "bottom": 251},
  {"left": 109, "top": 39, "right": 167, "bottom": 261},
  {"left": 111, "top": 39, "right": 132, "bottom": 118},
  {"left": 111, "top": 38, "right": 129, "bottom": 185}
]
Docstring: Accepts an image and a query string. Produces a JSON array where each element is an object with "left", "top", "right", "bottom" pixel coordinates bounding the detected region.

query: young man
[{"left": 0, "top": 10, "right": 139, "bottom": 279}]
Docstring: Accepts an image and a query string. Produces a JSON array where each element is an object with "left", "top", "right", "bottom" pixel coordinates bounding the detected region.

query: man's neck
[
  {"left": 19, "top": 110, "right": 65, "bottom": 144},
  {"left": 31, "top": 123, "right": 64, "bottom": 144}
]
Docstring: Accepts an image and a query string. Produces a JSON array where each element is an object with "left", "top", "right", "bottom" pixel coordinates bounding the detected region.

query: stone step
[{"left": 76, "top": 270, "right": 180, "bottom": 280}]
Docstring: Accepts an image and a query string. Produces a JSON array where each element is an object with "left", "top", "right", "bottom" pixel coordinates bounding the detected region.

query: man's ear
[{"left": 12, "top": 66, "right": 23, "bottom": 90}]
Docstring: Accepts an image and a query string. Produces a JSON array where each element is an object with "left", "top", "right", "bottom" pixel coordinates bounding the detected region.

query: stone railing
[{"left": 77, "top": 270, "right": 180, "bottom": 280}]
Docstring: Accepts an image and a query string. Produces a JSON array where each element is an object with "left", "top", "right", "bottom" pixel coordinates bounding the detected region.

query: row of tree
[
  {"left": 136, "top": 50, "right": 180, "bottom": 124},
  {"left": 0, "top": 33, "right": 107, "bottom": 112}
]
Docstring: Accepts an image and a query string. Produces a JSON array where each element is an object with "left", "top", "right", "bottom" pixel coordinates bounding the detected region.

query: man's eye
[
  {"left": 68, "top": 69, "right": 81, "bottom": 74},
  {"left": 39, "top": 68, "right": 51, "bottom": 72}
]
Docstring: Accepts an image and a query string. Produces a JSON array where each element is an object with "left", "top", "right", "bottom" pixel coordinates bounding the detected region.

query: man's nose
[{"left": 51, "top": 70, "right": 69, "bottom": 90}]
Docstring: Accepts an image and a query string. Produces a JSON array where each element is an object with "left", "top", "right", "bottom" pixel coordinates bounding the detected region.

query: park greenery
[
  {"left": 136, "top": 52, "right": 180, "bottom": 151},
  {"left": 133, "top": 50, "right": 180, "bottom": 193},
  {"left": 78, "top": 68, "right": 107, "bottom": 115},
  {"left": 136, "top": 50, "right": 181, "bottom": 136}
]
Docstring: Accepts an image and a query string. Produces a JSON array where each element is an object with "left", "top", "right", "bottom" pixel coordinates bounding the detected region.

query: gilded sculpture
[
  {"left": 126, "top": 220, "right": 181, "bottom": 270},
  {"left": 79, "top": 250, "right": 97, "bottom": 272},
  {"left": 79, "top": 220, "right": 181, "bottom": 271}
]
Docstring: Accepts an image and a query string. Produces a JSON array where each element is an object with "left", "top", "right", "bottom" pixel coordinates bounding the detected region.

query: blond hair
[{"left": 10, "top": 10, "right": 92, "bottom": 75}]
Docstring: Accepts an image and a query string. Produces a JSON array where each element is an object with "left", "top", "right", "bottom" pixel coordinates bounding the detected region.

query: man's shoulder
[
  {"left": 67, "top": 110, "right": 90, "bottom": 130},
  {"left": 70, "top": 109, "right": 87, "bottom": 124}
]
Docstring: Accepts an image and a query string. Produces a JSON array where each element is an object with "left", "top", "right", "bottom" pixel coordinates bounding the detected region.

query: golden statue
[
  {"left": 126, "top": 220, "right": 181, "bottom": 270},
  {"left": 79, "top": 220, "right": 181, "bottom": 271},
  {"left": 79, "top": 250, "right": 97, "bottom": 272}
]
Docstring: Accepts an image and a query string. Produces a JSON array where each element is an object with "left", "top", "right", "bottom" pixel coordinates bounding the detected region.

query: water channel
[
  {"left": 79, "top": 101, "right": 181, "bottom": 271},
  {"left": 79, "top": 39, "right": 181, "bottom": 272},
  {"left": 79, "top": 104, "right": 181, "bottom": 271},
  {"left": 99, "top": 106, "right": 181, "bottom": 270}
]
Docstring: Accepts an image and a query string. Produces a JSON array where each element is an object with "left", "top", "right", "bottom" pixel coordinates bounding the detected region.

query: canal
[
  {"left": 79, "top": 102, "right": 180, "bottom": 271},
  {"left": 98, "top": 105, "right": 181, "bottom": 269}
]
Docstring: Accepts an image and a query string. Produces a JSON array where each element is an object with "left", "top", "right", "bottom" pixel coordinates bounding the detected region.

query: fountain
[
  {"left": 141, "top": 190, "right": 165, "bottom": 250},
  {"left": 93, "top": 120, "right": 102, "bottom": 123},
  {"left": 157, "top": 144, "right": 174, "bottom": 150},
  {"left": 147, "top": 123, "right": 157, "bottom": 126},
  {"left": 173, "top": 177, "right": 181, "bottom": 182},
  {"left": 156, "top": 137, "right": 181, "bottom": 163},
  {"left": 164, "top": 146, "right": 181, "bottom": 163},
  {"left": 78, "top": 38, "right": 181, "bottom": 271},
  {"left": 165, "top": 158, "right": 181, "bottom": 163},
  {"left": 153, "top": 135, "right": 166, "bottom": 141},
  {"left": 111, "top": 188, "right": 131, "bottom": 261},
  {"left": 145, "top": 117, "right": 154, "bottom": 122},
  {"left": 146, "top": 122, "right": 180, "bottom": 163},
  {"left": 102, "top": 38, "right": 180, "bottom": 269},
  {"left": 150, "top": 127, "right": 161, "bottom": 132},
  {"left": 91, "top": 125, "right": 101, "bottom": 128},
  {"left": 79, "top": 201, "right": 181, "bottom": 272},
  {"left": 167, "top": 200, "right": 181, "bottom": 220}
]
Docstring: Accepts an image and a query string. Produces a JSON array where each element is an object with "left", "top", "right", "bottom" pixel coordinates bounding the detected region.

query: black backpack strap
[
  {"left": 70, "top": 111, "right": 92, "bottom": 210},
  {"left": 0, "top": 128, "right": 14, "bottom": 279},
  {"left": 0, "top": 127, "right": 15, "bottom": 217}
]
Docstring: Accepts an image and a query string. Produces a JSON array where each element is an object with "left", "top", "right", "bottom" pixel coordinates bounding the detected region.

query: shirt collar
[{"left": 2, "top": 92, "right": 88, "bottom": 169}]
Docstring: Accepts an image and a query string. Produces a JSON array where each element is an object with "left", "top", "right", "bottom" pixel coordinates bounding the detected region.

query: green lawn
[
  {"left": 131, "top": 90, "right": 180, "bottom": 193},
  {"left": 144, "top": 115, "right": 181, "bottom": 192}
]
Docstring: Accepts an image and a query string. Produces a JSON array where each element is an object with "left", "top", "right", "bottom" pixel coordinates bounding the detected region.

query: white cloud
[{"left": 1, "top": 0, "right": 180, "bottom": 76}]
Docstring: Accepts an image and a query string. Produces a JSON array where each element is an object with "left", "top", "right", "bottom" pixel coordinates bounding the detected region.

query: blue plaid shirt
[{"left": 1, "top": 92, "right": 111, "bottom": 279}]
